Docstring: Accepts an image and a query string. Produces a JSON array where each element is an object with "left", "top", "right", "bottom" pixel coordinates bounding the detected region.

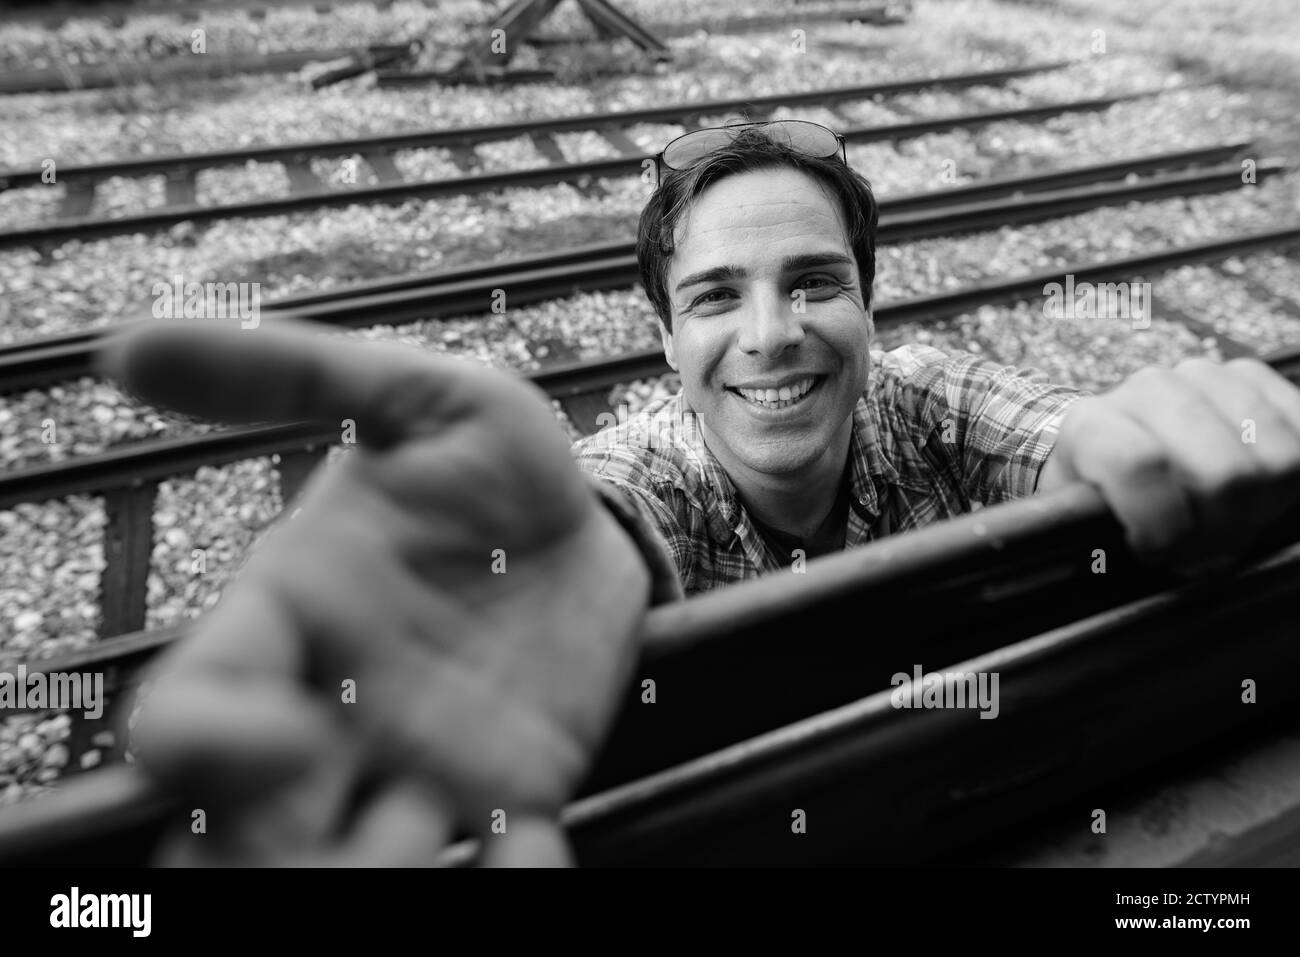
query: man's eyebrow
[
  {"left": 673, "top": 253, "right": 856, "bottom": 295},
  {"left": 675, "top": 264, "right": 747, "bottom": 294},
  {"left": 781, "top": 252, "right": 856, "bottom": 272}
]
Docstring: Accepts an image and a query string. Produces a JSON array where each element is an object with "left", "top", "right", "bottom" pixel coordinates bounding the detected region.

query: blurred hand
[
  {"left": 101, "top": 316, "right": 651, "bottom": 867},
  {"left": 1036, "top": 356, "right": 1300, "bottom": 571}
]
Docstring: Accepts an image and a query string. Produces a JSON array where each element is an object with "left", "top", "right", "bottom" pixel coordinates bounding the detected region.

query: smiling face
[{"left": 661, "top": 167, "right": 874, "bottom": 486}]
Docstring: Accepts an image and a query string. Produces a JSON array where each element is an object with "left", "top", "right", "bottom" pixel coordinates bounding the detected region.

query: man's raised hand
[{"left": 99, "top": 316, "right": 652, "bottom": 866}]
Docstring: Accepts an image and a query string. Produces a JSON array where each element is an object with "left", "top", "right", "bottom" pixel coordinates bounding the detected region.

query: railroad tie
[
  {"left": 276, "top": 447, "right": 329, "bottom": 507},
  {"left": 876, "top": 94, "right": 927, "bottom": 120},
  {"left": 530, "top": 132, "right": 570, "bottom": 166},
  {"left": 99, "top": 484, "right": 157, "bottom": 640},
  {"left": 538, "top": 338, "right": 616, "bottom": 436},
  {"left": 526, "top": 132, "right": 610, "bottom": 197},
  {"left": 598, "top": 126, "right": 643, "bottom": 156},
  {"left": 1154, "top": 299, "right": 1262, "bottom": 361},
  {"left": 163, "top": 169, "right": 197, "bottom": 209},
  {"left": 826, "top": 104, "right": 862, "bottom": 130},
  {"left": 283, "top": 157, "right": 323, "bottom": 195},
  {"left": 447, "top": 144, "right": 482, "bottom": 175},
  {"left": 363, "top": 150, "right": 404, "bottom": 184},
  {"left": 56, "top": 180, "right": 95, "bottom": 219},
  {"left": 1213, "top": 265, "right": 1300, "bottom": 323}
]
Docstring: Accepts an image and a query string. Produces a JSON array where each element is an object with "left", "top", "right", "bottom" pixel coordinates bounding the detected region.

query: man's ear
[{"left": 659, "top": 321, "right": 678, "bottom": 371}]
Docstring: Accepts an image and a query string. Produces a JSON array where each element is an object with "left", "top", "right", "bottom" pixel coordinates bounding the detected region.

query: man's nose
[{"left": 738, "top": 289, "right": 806, "bottom": 358}]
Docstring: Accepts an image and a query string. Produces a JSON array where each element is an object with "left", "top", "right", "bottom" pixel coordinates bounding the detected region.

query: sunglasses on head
[{"left": 654, "top": 119, "right": 848, "bottom": 182}]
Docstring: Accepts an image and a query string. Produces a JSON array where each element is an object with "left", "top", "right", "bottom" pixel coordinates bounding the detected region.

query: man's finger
[
  {"left": 1223, "top": 358, "right": 1300, "bottom": 455},
  {"left": 132, "top": 677, "right": 329, "bottom": 797},
  {"left": 150, "top": 741, "right": 366, "bottom": 866},
  {"left": 1049, "top": 405, "right": 1195, "bottom": 557},
  {"left": 1126, "top": 368, "right": 1270, "bottom": 557},
  {"left": 130, "top": 575, "right": 331, "bottom": 801},
  {"left": 480, "top": 814, "right": 573, "bottom": 868},
  {"left": 333, "top": 778, "right": 455, "bottom": 867},
  {"left": 97, "top": 315, "right": 499, "bottom": 446},
  {"left": 1176, "top": 358, "right": 1300, "bottom": 481}
]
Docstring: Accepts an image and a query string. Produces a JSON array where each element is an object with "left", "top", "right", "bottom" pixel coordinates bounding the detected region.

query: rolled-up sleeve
[
  {"left": 877, "top": 344, "right": 1091, "bottom": 505},
  {"left": 588, "top": 476, "right": 687, "bottom": 606}
]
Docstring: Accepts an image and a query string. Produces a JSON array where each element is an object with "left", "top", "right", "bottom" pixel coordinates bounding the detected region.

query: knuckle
[
  {"left": 1225, "top": 355, "right": 1272, "bottom": 378},
  {"left": 1125, "top": 364, "right": 1165, "bottom": 385},
  {"left": 1173, "top": 355, "right": 1220, "bottom": 376},
  {"left": 1101, "top": 438, "right": 1170, "bottom": 481},
  {"left": 1120, "top": 365, "right": 1173, "bottom": 396},
  {"left": 1249, "top": 426, "right": 1300, "bottom": 477},
  {"left": 1244, "top": 404, "right": 1291, "bottom": 437}
]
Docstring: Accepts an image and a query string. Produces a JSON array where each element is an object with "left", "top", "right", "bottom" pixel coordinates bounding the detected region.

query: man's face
[{"left": 661, "top": 167, "right": 873, "bottom": 482}]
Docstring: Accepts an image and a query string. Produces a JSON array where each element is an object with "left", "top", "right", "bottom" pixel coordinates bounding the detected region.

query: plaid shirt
[{"left": 575, "top": 344, "right": 1089, "bottom": 601}]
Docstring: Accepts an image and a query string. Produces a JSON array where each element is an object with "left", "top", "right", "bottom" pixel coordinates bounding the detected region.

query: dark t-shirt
[{"left": 747, "top": 470, "right": 853, "bottom": 567}]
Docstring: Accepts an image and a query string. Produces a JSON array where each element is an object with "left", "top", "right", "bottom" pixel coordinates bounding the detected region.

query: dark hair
[{"left": 636, "top": 129, "right": 879, "bottom": 332}]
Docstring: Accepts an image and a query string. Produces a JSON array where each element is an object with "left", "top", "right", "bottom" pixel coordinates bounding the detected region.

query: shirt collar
[{"left": 668, "top": 392, "right": 902, "bottom": 546}]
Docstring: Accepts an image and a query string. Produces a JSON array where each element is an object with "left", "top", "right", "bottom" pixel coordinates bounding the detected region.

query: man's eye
[
  {"left": 691, "top": 289, "right": 734, "bottom": 308},
  {"left": 796, "top": 275, "right": 840, "bottom": 292}
]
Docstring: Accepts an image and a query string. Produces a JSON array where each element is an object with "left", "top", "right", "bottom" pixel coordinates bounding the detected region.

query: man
[
  {"left": 101, "top": 121, "right": 1300, "bottom": 865},
  {"left": 576, "top": 122, "right": 1085, "bottom": 598}
]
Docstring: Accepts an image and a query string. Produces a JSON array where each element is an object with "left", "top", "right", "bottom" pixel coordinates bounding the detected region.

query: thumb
[{"left": 97, "top": 314, "right": 495, "bottom": 448}]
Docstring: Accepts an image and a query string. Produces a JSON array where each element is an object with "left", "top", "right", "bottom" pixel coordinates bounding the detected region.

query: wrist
[{"left": 589, "top": 480, "right": 683, "bottom": 606}]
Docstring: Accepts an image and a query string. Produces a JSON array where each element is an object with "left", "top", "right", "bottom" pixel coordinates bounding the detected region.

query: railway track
[
  {"left": 0, "top": 62, "right": 1159, "bottom": 249},
  {"left": 0, "top": 142, "right": 1270, "bottom": 393}
]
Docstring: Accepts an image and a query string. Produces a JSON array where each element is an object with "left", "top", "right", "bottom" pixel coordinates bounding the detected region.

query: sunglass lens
[
  {"left": 661, "top": 121, "right": 841, "bottom": 170},
  {"left": 662, "top": 128, "right": 734, "bottom": 170},
  {"left": 769, "top": 120, "right": 839, "bottom": 158}
]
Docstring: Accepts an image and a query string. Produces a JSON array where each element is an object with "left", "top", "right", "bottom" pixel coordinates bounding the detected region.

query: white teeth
[{"left": 735, "top": 377, "right": 817, "bottom": 408}]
